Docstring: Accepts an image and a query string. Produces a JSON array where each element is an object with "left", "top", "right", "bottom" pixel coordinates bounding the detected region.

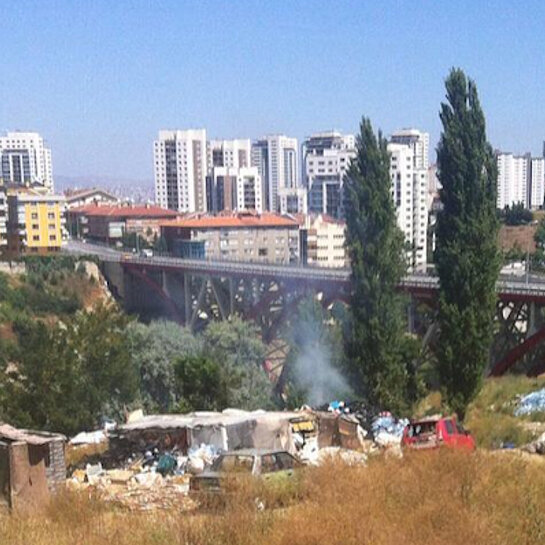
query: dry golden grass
[{"left": 1, "top": 449, "right": 544, "bottom": 545}]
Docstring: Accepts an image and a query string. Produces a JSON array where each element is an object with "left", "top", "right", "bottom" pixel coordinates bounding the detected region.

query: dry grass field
[{"left": 1, "top": 448, "right": 544, "bottom": 545}]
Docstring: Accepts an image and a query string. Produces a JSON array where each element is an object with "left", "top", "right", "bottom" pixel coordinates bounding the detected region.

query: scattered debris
[
  {"left": 514, "top": 388, "right": 545, "bottom": 416},
  {"left": 70, "top": 430, "right": 106, "bottom": 445},
  {"left": 311, "top": 446, "right": 367, "bottom": 466},
  {"left": 521, "top": 431, "right": 545, "bottom": 455}
]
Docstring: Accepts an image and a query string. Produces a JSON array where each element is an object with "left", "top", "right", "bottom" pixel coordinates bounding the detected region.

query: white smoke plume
[{"left": 291, "top": 339, "right": 352, "bottom": 406}]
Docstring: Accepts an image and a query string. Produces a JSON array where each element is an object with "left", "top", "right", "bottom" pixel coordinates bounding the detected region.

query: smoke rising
[{"left": 291, "top": 333, "right": 352, "bottom": 407}]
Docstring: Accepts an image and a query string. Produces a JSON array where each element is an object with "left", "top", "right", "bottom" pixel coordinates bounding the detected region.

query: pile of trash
[
  {"left": 322, "top": 400, "right": 409, "bottom": 449},
  {"left": 371, "top": 412, "right": 410, "bottom": 448},
  {"left": 67, "top": 432, "right": 224, "bottom": 512},
  {"left": 522, "top": 431, "right": 545, "bottom": 455},
  {"left": 69, "top": 455, "right": 198, "bottom": 512},
  {"left": 514, "top": 388, "right": 545, "bottom": 417},
  {"left": 312, "top": 446, "right": 368, "bottom": 466}
]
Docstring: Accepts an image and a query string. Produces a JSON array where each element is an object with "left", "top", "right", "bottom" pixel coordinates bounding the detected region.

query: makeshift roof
[
  {"left": 118, "top": 410, "right": 310, "bottom": 432},
  {"left": 0, "top": 424, "right": 65, "bottom": 445}
]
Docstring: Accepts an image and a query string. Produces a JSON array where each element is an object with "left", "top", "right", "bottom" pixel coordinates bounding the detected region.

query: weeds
[{"left": 1, "top": 450, "right": 544, "bottom": 545}]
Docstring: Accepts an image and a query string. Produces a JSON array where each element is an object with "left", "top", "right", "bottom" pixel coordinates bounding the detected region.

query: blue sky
[{"left": 2, "top": 0, "right": 545, "bottom": 181}]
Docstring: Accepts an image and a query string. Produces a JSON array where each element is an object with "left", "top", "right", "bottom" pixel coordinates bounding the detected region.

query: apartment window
[
  {"left": 31, "top": 212, "right": 38, "bottom": 219},
  {"left": 49, "top": 235, "right": 56, "bottom": 241},
  {"left": 32, "top": 235, "right": 40, "bottom": 241},
  {"left": 32, "top": 223, "right": 39, "bottom": 230},
  {"left": 49, "top": 223, "right": 56, "bottom": 230},
  {"left": 258, "top": 248, "right": 268, "bottom": 256}
]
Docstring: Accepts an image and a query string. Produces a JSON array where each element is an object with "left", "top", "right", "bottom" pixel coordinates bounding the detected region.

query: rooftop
[
  {"left": 161, "top": 212, "right": 299, "bottom": 229},
  {"left": 0, "top": 423, "right": 65, "bottom": 445},
  {"left": 70, "top": 203, "right": 177, "bottom": 219},
  {"left": 64, "top": 187, "right": 118, "bottom": 201}
]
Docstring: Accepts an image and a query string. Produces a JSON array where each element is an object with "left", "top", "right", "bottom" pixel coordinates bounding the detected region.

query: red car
[{"left": 401, "top": 416, "right": 476, "bottom": 451}]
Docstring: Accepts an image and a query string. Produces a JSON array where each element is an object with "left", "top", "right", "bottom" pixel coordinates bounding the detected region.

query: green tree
[
  {"left": 343, "top": 117, "right": 409, "bottom": 413},
  {"left": 126, "top": 320, "right": 201, "bottom": 412},
  {"left": 153, "top": 235, "right": 169, "bottom": 253},
  {"left": 202, "top": 318, "right": 273, "bottom": 410},
  {"left": 499, "top": 203, "right": 533, "bottom": 225},
  {"left": 173, "top": 354, "right": 228, "bottom": 413},
  {"left": 0, "top": 304, "right": 138, "bottom": 435},
  {"left": 435, "top": 69, "right": 500, "bottom": 419}
]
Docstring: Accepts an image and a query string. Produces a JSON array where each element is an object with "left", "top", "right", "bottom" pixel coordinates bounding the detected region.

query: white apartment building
[
  {"left": 251, "top": 135, "right": 298, "bottom": 212},
  {"left": 496, "top": 153, "right": 530, "bottom": 209},
  {"left": 278, "top": 187, "right": 307, "bottom": 215},
  {"left": 388, "top": 129, "right": 429, "bottom": 269},
  {"left": 0, "top": 131, "right": 53, "bottom": 192},
  {"left": 206, "top": 166, "right": 263, "bottom": 213},
  {"left": 302, "top": 214, "right": 346, "bottom": 268},
  {"left": 303, "top": 131, "right": 355, "bottom": 218},
  {"left": 530, "top": 157, "right": 545, "bottom": 209},
  {"left": 154, "top": 129, "right": 207, "bottom": 212},
  {"left": 390, "top": 129, "right": 429, "bottom": 170},
  {"left": 0, "top": 187, "right": 7, "bottom": 249},
  {"left": 208, "top": 139, "right": 251, "bottom": 169}
]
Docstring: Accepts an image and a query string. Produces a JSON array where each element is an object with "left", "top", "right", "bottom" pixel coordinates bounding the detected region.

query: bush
[{"left": 465, "top": 413, "right": 533, "bottom": 448}]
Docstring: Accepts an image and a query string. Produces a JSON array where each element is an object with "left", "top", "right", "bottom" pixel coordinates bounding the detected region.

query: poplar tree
[
  {"left": 344, "top": 117, "right": 408, "bottom": 412},
  {"left": 435, "top": 69, "right": 500, "bottom": 418}
]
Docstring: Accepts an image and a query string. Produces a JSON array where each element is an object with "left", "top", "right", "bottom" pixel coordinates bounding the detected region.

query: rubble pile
[
  {"left": 69, "top": 458, "right": 197, "bottom": 512},
  {"left": 522, "top": 431, "right": 545, "bottom": 455}
]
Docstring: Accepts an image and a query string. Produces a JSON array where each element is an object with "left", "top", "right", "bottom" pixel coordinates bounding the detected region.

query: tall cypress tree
[
  {"left": 344, "top": 117, "right": 408, "bottom": 412},
  {"left": 435, "top": 69, "right": 500, "bottom": 419}
]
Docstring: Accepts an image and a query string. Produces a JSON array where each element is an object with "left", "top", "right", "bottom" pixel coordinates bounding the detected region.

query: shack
[
  {"left": 0, "top": 424, "right": 66, "bottom": 512},
  {"left": 109, "top": 410, "right": 316, "bottom": 461}
]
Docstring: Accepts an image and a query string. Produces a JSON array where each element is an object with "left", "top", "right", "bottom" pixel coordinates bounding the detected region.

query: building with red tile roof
[
  {"left": 67, "top": 203, "right": 178, "bottom": 241},
  {"left": 160, "top": 212, "right": 300, "bottom": 263}
]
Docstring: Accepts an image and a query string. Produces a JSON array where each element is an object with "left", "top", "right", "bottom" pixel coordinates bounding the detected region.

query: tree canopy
[
  {"left": 343, "top": 117, "right": 409, "bottom": 413},
  {"left": 435, "top": 68, "right": 500, "bottom": 418}
]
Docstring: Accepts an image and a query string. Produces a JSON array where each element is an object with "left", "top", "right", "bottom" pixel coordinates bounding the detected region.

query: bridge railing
[{"left": 65, "top": 240, "right": 545, "bottom": 293}]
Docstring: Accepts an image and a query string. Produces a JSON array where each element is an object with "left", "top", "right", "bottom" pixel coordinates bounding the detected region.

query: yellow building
[{"left": 6, "top": 188, "right": 66, "bottom": 255}]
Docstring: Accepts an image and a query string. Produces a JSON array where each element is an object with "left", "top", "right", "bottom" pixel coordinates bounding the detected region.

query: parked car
[
  {"left": 140, "top": 249, "right": 153, "bottom": 258},
  {"left": 401, "top": 416, "right": 476, "bottom": 451},
  {"left": 189, "top": 449, "right": 303, "bottom": 504}
]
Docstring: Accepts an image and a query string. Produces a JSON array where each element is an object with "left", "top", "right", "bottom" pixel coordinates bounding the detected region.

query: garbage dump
[
  {"left": 514, "top": 388, "right": 545, "bottom": 416},
  {"left": 65, "top": 404, "right": 411, "bottom": 510}
]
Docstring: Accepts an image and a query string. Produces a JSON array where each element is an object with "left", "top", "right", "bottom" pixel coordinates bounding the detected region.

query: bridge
[{"left": 66, "top": 241, "right": 545, "bottom": 377}]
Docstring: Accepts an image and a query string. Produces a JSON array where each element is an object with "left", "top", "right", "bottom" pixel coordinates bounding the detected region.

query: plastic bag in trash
[{"left": 514, "top": 388, "right": 545, "bottom": 416}]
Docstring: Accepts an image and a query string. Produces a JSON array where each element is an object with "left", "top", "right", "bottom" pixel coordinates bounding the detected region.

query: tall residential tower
[
  {"left": 388, "top": 129, "right": 430, "bottom": 269},
  {"left": 303, "top": 131, "right": 355, "bottom": 218},
  {"left": 251, "top": 135, "right": 298, "bottom": 212},
  {"left": 0, "top": 131, "right": 53, "bottom": 192},
  {"left": 154, "top": 129, "right": 208, "bottom": 212}
]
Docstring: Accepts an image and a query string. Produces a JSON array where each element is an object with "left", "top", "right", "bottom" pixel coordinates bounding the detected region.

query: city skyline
[{"left": 3, "top": 1, "right": 545, "bottom": 181}]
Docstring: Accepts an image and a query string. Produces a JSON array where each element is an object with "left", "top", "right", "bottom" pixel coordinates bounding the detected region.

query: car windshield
[
  {"left": 407, "top": 421, "right": 437, "bottom": 437},
  {"left": 212, "top": 454, "right": 254, "bottom": 473},
  {"left": 261, "top": 452, "right": 297, "bottom": 473}
]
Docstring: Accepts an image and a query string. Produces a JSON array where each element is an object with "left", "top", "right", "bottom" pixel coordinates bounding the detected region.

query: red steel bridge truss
[{"left": 72, "top": 244, "right": 545, "bottom": 378}]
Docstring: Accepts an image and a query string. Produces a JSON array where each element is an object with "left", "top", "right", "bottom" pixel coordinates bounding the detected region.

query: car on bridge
[{"left": 401, "top": 415, "right": 476, "bottom": 451}]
